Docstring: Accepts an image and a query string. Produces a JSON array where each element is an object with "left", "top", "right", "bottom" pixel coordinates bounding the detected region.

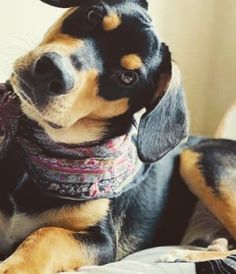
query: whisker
[
  {"left": 68, "top": 111, "right": 73, "bottom": 125},
  {"left": 5, "top": 33, "right": 38, "bottom": 50}
]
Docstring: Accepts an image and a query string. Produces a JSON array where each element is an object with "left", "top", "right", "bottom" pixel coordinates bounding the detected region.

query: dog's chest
[{"left": 0, "top": 198, "right": 110, "bottom": 255}]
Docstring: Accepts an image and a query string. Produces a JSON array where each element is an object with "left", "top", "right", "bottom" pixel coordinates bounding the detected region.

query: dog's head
[{"left": 10, "top": 0, "right": 188, "bottom": 162}]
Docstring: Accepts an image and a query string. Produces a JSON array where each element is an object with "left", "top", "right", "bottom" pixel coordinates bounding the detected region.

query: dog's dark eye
[
  {"left": 116, "top": 71, "right": 138, "bottom": 88},
  {"left": 86, "top": 7, "right": 104, "bottom": 27}
]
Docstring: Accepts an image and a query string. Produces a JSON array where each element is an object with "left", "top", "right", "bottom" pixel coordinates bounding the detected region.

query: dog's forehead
[
  {"left": 61, "top": 1, "right": 152, "bottom": 30},
  {"left": 57, "top": 2, "right": 157, "bottom": 64}
]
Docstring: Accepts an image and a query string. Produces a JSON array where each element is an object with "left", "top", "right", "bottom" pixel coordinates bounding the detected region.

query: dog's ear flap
[
  {"left": 137, "top": 44, "right": 189, "bottom": 163},
  {"left": 40, "top": 0, "right": 148, "bottom": 9},
  {"left": 40, "top": 0, "right": 79, "bottom": 8},
  {"left": 136, "top": 0, "right": 148, "bottom": 9}
]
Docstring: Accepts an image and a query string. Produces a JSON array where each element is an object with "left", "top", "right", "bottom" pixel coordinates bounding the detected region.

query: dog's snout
[
  {"left": 34, "top": 54, "right": 57, "bottom": 77},
  {"left": 33, "top": 53, "right": 74, "bottom": 96}
]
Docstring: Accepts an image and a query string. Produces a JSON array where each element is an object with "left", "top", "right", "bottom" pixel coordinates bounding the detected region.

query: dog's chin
[{"left": 23, "top": 102, "right": 67, "bottom": 130}]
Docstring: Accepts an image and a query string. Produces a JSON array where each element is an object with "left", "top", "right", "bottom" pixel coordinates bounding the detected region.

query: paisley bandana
[
  {"left": 0, "top": 84, "right": 143, "bottom": 200},
  {"left": 0, "top": 83, "right": 21, "bottom": 159},
  {"left": 15, "top": 118, "right": 142, "bottom": 200}
]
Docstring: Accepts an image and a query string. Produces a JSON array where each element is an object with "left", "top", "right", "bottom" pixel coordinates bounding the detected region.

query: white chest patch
[{"left": 0, "top": 211, "right": 44, "bottom": 255}]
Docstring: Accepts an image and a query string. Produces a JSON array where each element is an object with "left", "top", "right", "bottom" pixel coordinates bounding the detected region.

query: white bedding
[{"left": 61, "top": 246, "right": 197, "bottom": 274}]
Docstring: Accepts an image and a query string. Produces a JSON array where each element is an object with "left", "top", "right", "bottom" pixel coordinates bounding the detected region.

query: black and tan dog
[{"left": 0, "top": 0, "right": 236, "bottom": 273}]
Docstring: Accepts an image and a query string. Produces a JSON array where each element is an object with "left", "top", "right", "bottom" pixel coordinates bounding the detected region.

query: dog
[{"left": 0, "top": 0, "right": 236, "bottom": 273}]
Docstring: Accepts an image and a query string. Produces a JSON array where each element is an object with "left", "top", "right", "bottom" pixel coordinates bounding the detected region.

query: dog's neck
[{"left": 14, "top": 117, "right": 143, "bottom": 200}]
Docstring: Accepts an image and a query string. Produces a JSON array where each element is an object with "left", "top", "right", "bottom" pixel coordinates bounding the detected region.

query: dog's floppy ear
[
  {"left": 40, "top": 0, "right": 79, "bottom": 8},
  {"left": 137, "top": 44, "right": 189, "bottom": 163},
  {"left": 40, "top": 0, "right": 148, "bottom": 9},
  {"left": 136, "top": 0, "right": 148, "bottom": 9}
]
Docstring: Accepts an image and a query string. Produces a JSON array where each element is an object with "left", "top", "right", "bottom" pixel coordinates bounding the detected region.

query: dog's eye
[
  {"left": 86, "top": 7, "right": 104, "bottom": 27},
  {"left": 116, "top": 71, "right": 138, "bottom": 88}
]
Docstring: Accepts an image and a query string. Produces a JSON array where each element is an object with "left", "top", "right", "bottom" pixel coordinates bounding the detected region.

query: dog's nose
[{"left": 33, "top": 53, "right": 74, "bottom": 95}]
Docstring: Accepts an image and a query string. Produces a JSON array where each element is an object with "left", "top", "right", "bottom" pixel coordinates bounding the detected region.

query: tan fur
[
  {"left": 45, "top": 199, "right": 110, "bottom": 231},
  {"left": 180, "top": 149, "right": 236, "bottom": 240},
  {"left": 45, "top": 117, "right": 108, "bottom": 144},
  {"left": 116, "top": 235, "right": 139, "bottom": 261},
  {"left": 41, "top": 7, "right": 78, "bottom": 45},
  {"left": 0, "top": 227, "right": 95, "bottom": 274},
  {"left": 160, "top": 248, "right": 236, "bottom": 262},
  {"left": 0, "top": 199, "right": 110, "bottom": 256},
  {"left": 121, "top": 54, "right": 143, "bottom": 70},
  {"left": 91, "top": 98, "right": 129, "bottom": 119},
  {"left": 181, "top": 250, "right": 233, "bottom": 261},
  {"left": 103, "top": 13, "right": 121, "bottom": 31}
]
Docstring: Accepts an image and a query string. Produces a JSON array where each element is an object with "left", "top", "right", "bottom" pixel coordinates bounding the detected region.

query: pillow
[{"left": 215, "top": 100, "right": 236, "bottom": 140}]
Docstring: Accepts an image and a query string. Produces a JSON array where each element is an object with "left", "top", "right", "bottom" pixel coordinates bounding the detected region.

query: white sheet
[{"left": 61, "top": 246, "right": 196, "bottom": 274}]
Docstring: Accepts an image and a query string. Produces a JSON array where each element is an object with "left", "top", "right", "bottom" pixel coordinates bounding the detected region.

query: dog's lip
[
  {"left": 11, "top": 75, "right": 34, "bottom": 105},
  {"left": 47, "top": 121, "right": 64, "bottom": 129}
]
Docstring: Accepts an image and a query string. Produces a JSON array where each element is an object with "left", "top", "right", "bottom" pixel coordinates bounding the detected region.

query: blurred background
[{"left": 0, "top": 0, "right": 235, "bottom": 136}]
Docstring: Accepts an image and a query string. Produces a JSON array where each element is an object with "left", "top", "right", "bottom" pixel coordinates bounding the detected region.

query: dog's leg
[
  {"left": 156, "top": 204, "right": 236, "bottom": 268},
  {"left": 181, "top": 202, "right": 235, "bottom": 251},
  {"left": 0, "top": 225, "right": 115, "bottom": 274},
  {"left": 180, "top": 144, "right": 236, "bottom": 242},
  {"left": 157, "top": 141, "right": 236, "bottom": 270},
  {"left": 157, "top": 201, "right": 235, "bottom": 263}
]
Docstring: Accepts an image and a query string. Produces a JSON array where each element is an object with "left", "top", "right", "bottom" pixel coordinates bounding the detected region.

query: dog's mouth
[
  {"left": 46, "top": 121, "right": 64, "bottom": 129},
  {"left": 11, "top": 75, "right": 39, "bottom": 114}
]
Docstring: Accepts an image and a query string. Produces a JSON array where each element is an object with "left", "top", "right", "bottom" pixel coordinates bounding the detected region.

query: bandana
[
  {"left": 0, "top": 84, "right": 144, "bottom": 200},
  {"left": 0, "top": 83, "right": 21, "bottom": 159}
]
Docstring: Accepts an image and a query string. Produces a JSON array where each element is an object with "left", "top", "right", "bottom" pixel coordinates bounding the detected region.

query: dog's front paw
[
  {"left": 0, "top": 260, "right": 49, "bottom": 274},
  {"left": 156, "top": 248, "right": 233, "bottom": 263},
  {"left": 156, "top": 249, "right": 193, "bottom": 263}
]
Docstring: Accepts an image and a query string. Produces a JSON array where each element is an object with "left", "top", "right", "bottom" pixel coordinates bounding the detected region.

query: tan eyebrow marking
[
  {"left": 121, "top": 54, "right": 143, "bottom": 70},
  {"left": 103, "top": 13, "right": 121, "bottom": 31}
]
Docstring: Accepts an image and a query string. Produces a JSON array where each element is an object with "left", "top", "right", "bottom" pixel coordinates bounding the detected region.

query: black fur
[
  {"left": 40, "top": 0, "right": 80, "bottom": 8},
  {"left": 191, "top": 139, "right": 236, "bottom": 194},
  {"left": 41, "top": 0, "right": 148, "bottom": 9}
]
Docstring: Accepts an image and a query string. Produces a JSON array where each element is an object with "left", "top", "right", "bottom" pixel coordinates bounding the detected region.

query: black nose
[{"left": 33, "top": 53, "right": 74, "bottom": 95}]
